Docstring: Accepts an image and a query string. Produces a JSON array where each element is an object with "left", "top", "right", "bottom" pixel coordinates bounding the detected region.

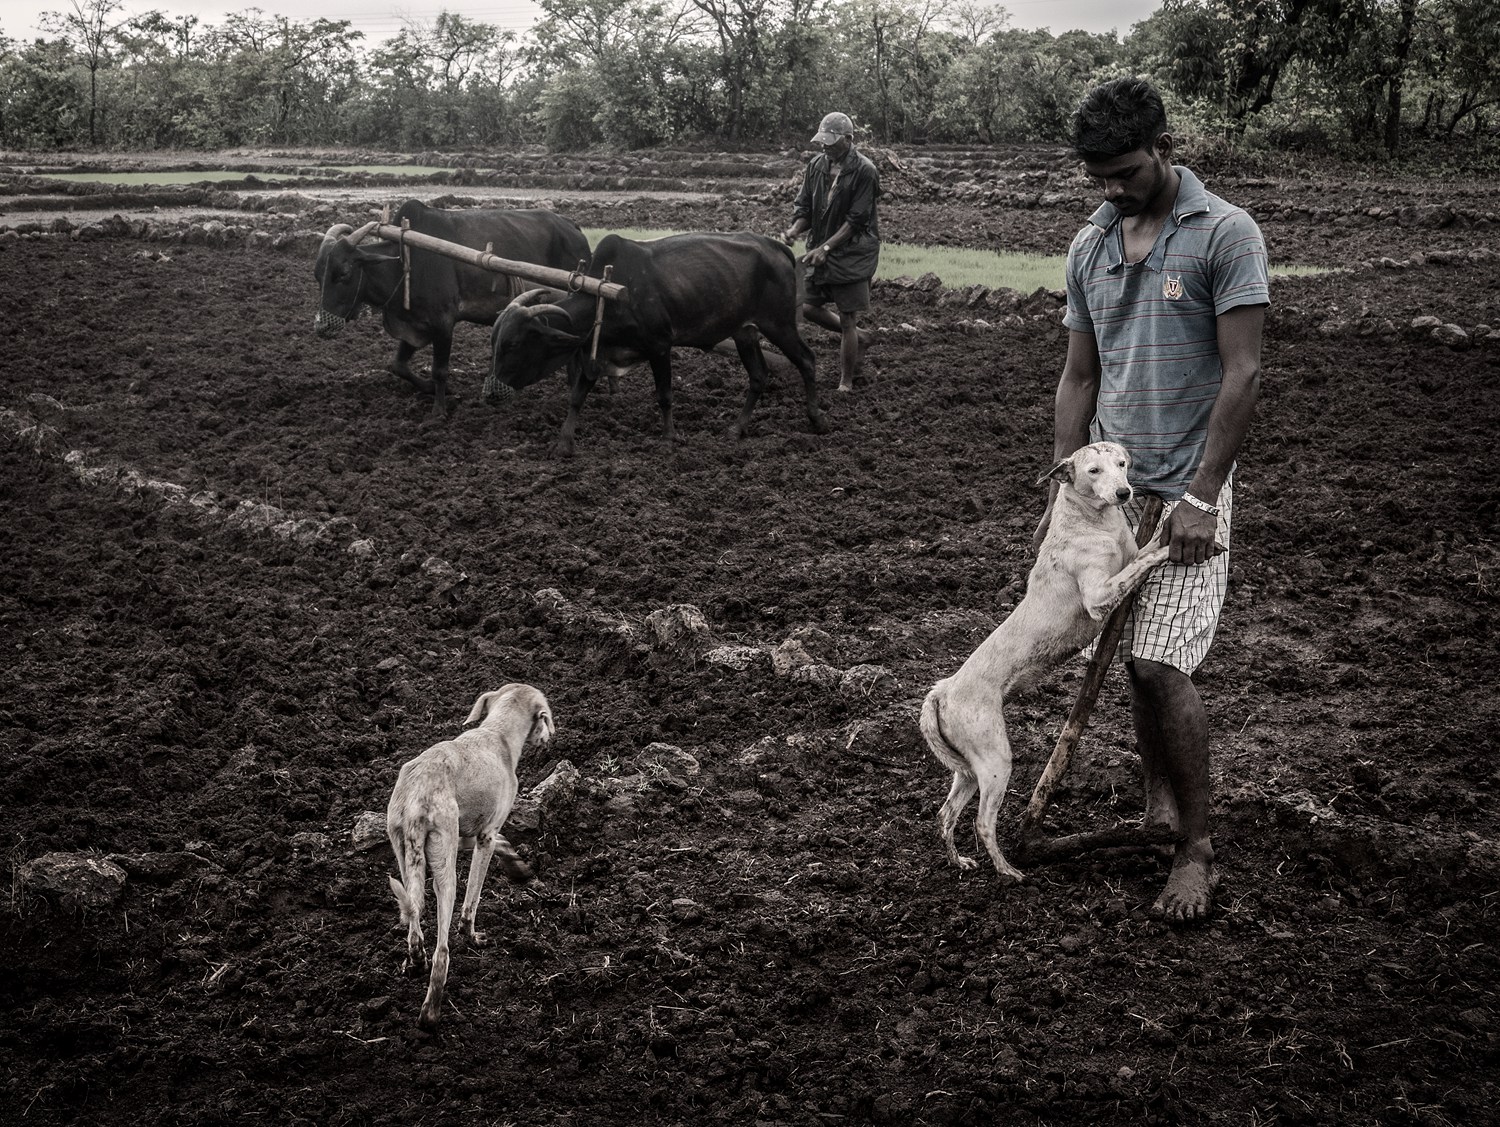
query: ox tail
[{"left": 920, "top": 689, "right": 971, "bottom": 778}]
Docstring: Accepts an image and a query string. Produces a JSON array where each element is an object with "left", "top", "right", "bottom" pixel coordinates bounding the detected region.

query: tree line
[{"left": 2, "top": 0, "right": 1496, "bottom": 157}]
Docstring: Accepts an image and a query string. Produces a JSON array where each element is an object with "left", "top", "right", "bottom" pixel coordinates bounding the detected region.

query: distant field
[{"left": 31, "top": 166, "right": 450, "bottom": 186}]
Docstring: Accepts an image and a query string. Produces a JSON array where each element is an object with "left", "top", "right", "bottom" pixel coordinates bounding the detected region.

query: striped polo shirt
[{"left": 1063, "top": 166, "right": 1269, "bottom": 498}]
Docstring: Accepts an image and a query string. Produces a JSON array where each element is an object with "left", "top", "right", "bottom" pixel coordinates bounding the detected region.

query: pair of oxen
[{"left": 314, "top": 201, "right": 825, "bottom": 456}]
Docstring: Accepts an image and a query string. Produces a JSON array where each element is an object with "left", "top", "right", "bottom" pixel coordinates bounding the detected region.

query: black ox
[
  {"left": 488, "top": 232, "right": 825, "bottom": 456},
  {"left": 315, "top": 200, "right": 590, "bottom": 420}
]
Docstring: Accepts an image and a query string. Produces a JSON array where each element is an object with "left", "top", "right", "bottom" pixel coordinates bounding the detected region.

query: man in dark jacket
[{"left": 782, "top": 111, "right": 881, "bottom": 392}]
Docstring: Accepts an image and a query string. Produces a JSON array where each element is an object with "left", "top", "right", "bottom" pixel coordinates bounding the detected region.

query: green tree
[
  {"left": 41, "top": 0, "right": 124, "bottom": 145},
  {"left": 207, "top": 11, "right": 360, "bottom": 144},
  {"left": 1414, "top": 0, "right": 1500, "bottom": 137},
  {"left": 0, "top": 37, "right": 84, "bottom": 147},
  {"left": 526, "top": 0, "right": 700, "bottom": 148}
]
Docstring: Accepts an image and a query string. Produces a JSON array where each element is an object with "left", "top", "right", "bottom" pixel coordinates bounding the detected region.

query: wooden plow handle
[{"left": 1017, "top": 494, "right": 1165, "bottom": 846}]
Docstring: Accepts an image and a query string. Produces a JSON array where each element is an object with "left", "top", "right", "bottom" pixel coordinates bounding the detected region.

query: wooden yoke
[
  {"left": 1017, "top": 495, "right": 1166, "bottom": 849},
  {"left": 367, "top": 223, "right": 628, "bottom": 305}
]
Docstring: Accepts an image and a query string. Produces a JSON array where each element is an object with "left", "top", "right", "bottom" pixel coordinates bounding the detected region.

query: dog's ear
[
  {"left": 531, "top": 706, "right": 555, "bottom": 745},
  {"left": 1036, "top": 457, "right": 1074, "bottom": 487},
  {"left": 465, "top": 690, "right": 504, "bottom": 727}
]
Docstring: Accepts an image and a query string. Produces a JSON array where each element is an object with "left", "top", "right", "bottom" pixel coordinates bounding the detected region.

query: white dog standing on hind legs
[
  {"left": 386, "top": 683, "right": 554, "bottom": 1031},
  {"left": 920, "top": 442, "right": 1180, "bottom": 882}
]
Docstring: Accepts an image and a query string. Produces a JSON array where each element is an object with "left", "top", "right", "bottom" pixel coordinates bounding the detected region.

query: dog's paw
[
  {"left": 1084, "top": 598, "right": 1116, "bottom": 623},
  {"left": 954, "top": 855, "right": 980, "bottom": 872},
  {"left": 468, "top": 930, "right": 491, "bottom": 947}
]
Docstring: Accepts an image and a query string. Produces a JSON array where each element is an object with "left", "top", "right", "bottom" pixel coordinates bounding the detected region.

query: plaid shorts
[{"left": 1087, "top": 475, "right": 1234, "bottom": 675}]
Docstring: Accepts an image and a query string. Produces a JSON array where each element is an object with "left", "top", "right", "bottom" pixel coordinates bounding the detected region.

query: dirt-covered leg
[
  {"left": 938, "top": 771, "right": 980, "bottom": 870},
  {"left": 389, "top": 341, "right": 435, "bottom": 394}
]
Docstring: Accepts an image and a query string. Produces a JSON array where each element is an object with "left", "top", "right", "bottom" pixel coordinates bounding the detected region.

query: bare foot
[{"left": 1152, "top": 841, "right": 1217, "bottom": 923}]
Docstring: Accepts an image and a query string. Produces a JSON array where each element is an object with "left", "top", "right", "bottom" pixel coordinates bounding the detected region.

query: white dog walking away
[
  {"left": 386, "top": 683, "right": 554, "bottom": 1030},
  {"left": 920, "top": 442, "right": 1173, "bottom": 882}
]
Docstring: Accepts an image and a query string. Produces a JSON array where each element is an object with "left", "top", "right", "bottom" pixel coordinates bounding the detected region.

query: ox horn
[
  {"left": 348, "top": 220, "right": 381, "bottom": 245},
  {"left": 319, "top": 222, "right": 354, "bottom": 255},
  {"left": 507, "top": 286, "right": 569, "bottom": 318}
]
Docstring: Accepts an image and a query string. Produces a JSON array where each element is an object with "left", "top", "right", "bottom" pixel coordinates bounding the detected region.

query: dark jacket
[{"left": 793, "top": 147, "right": 881, "bottom": 286}]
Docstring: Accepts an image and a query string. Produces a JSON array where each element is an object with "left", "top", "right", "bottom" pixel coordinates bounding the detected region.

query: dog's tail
[
  {"left": 920, "top": 688, "right": 970, "bottom": 776},
  {"left": 388, "top": 823, "right": 429, "bottom": 925}
]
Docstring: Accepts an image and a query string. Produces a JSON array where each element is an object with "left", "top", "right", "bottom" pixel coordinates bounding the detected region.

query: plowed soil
[{"left": 3, "top": 156, "right": 1499, "bottom": 1126}]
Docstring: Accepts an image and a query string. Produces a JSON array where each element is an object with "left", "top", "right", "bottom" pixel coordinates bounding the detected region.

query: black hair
[{"left": 1070, "top": 77, "right": 1169, "bottom": 160}]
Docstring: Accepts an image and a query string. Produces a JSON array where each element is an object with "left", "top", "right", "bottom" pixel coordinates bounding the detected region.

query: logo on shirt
[{"left": 1162, "top": 274, "right": 1185, "bottom": 300}]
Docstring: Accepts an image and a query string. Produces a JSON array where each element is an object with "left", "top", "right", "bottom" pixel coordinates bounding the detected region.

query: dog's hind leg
[
  {"left": 938, "top": 771, "right": 981, "bottom": 871},
  {"left": 459, "top": 828, "right": 498, "bottom": 946},
  {"left": 419, "top": 832, "right": 458, "bottom": 1031},
  {"left": 389, "top": 826, "right": 429, "bottom": 972},
  {"left": 974, "top": 757, "right": 1024, "bottom": 883}
]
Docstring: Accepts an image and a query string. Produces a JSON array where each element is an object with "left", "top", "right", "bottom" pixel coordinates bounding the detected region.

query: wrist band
[{"left": 1182, "top": 489, "right": 1218, "bottom": 516}]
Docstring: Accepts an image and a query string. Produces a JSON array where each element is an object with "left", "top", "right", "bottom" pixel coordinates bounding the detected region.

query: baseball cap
[{"left": 811, "top": 112, "right": 855, "bottom": 144}]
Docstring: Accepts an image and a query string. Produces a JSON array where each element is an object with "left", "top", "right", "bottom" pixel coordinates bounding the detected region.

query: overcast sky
[{"left": 1, "top": 0, "right": 1163, "bottom": 45}]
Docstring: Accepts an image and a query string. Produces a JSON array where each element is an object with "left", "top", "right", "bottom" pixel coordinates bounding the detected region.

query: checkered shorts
[{"left": 1087, "top": 476, "right": 1234, "bottom": 675}]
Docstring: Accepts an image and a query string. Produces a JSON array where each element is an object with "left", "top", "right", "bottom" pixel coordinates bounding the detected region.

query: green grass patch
[
  {"left": 583, "top": 228, "right": 1069, "bottom": 291},
  {"left": 1269, "top": 263, "right": 1336, "bottom": 277},
  {"left": 325, "top": 164, "right": 451, "bottom": 177},
  {"left": 881, "top": 242, "right": 1067, "bottom": 291},
  {"left": 584, "top": 229, "right": 1331, "bottom": 290}
]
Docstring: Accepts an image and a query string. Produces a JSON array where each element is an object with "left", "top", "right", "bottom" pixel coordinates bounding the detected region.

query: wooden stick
[
  {"left": 367, "top": 223, "right": 628, "bottom": 303},
  {"left": 1017, "top": 495, "right": 1165, "bottom": 844},
  {"left": 590, "top": 265, "right": 612, "bottom": 360},
  {"left": 400, "top": 218, "right": 411, "bottom": 311},
  {"left": 1021, "top": 821, "right": 1182, "bottom": 866}
]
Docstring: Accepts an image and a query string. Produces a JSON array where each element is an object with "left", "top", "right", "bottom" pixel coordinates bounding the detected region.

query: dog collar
[{"left": 1179, "top": 491, "right": 1220, "bottom": 518}]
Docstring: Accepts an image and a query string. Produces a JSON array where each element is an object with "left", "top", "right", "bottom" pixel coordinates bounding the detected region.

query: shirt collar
[{"left": 1086, "top": 165, "right": 1211, "bottom": 273}]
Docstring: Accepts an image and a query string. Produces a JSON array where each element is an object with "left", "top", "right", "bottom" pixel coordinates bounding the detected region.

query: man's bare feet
[{"left": 1152, "top": 839, "right": 1217, "bottom": 923}]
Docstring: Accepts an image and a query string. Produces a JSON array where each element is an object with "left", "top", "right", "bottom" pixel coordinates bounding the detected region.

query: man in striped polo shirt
[{"left": 1037, "top": 77, "right": 1269, "bottom": 923}]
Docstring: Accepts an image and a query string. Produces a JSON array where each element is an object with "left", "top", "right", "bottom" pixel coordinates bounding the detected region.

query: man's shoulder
[{"left": 1068, "top": 221, "right": 1108, "bottom": 257}]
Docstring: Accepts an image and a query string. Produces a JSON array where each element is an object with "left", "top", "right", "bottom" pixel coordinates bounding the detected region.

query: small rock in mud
[
  {"left": 704, "top": 644, "right": 766, "bottom": 672},
  {"left": 839, "top": 664, "right": 897, "bottom": 699},
  {"left": 510, "top": 759, "right": 582, "bottom": 831},
  {"left": 645, "top": 604, "right": 713, "bottom": 654},
  {"left": 1431, "top": 323, "right": 1471, "bottom": 350},
  {"left": 791, "top": 663, "right": 842, "bottom": 688},
  {"left": 350, "top": 811, "right": 387, "bottom": 852},
  {"left": 628, "top": 743, "right": 700, "bottom": 777},
  {"left": 19, "top": 852, "right": 127, "bottom": 912},
  {"left": 772, "top": 638, "right": 815, "bottom": 676}
]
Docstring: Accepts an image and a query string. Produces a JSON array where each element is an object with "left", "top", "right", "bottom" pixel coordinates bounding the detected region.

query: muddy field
[{"left": 3, "top": 148, "right": 1499, "bottom": 1126}]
